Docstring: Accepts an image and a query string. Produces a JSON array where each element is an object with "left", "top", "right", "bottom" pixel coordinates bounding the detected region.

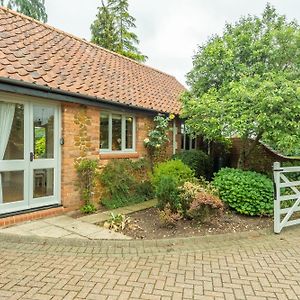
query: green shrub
[
  {"left": 75, "top": 158, "right": 99, "bottom": 214},
  {"left": 152, "top": 160, "right": 194, "bottom": 214},
  {"left": 100, "top": 159, "right": 154, "bottom": 209},
  {"left": 152, "top": 159, "right": 195, "bottom": 187},
  {"left": 173, "top": 150, "right": 213, "bottom": 179},
  {"left": 213, "top": 168, "right": 273, "bottom": 216},
  {"left": 155, "top": 176, "right": 181, "bottom": 212},
  {"left": 179, "top": 180, "right": 222, "bottom": 218},
  {"left": 80, "top": 203, "right": 97, "bottom": 214}
]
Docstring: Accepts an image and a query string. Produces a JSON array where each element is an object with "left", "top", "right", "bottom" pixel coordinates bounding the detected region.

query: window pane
[
  {"left": 126, "top": 117, "right": 133, "bottom": 149},
  {"left": 185, "top": 135, "right": 190, "bottom": 150},
  {"left": 100, "top": 113, "right": 109, "bottom": 150},
  {"left": 33, "top": 168, "right": 54, "bottom": 198},
  {"left": 112, "top": 115, "right": 122, "bottom": 151},
  {"left": 181, "top": 134, "right": 185, "bottom": 150},
  {"left": 181, "top": 123, "right": 185, "bottom": 134},
  {"left": 2, "top": 171, "right": 24, "bottom": 203},
  {"left": 3, "top": 103, "right": 24, "bottom": 160},
  {"left": 33, "top": 106, "right": 54, "bottom": 159},
  {"left": 191, "top": 138, "right": 196, "bottom": 149}
]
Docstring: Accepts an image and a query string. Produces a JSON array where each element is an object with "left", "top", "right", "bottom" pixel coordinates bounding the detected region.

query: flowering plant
[
  {"left": 144, "top": 114, "right": 175, "bottom": 169},
  {"left": 144, "top": 114, "right": 174, "bottom": 150}
]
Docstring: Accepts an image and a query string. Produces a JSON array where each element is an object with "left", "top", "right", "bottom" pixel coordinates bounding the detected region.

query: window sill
[{"left": 99, "top": 152, "right": 139, "bottom": 159}]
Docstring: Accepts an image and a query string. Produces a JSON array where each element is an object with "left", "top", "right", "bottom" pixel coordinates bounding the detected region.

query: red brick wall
[
  {"left": 61, "top": 103, "right": 100, "bottom": 210},
  {"left": 229, "top": 138, "right": 299, "bottom": 174},
  {"left": 61, "top": 105, "right": 177, "bottom": 210}
]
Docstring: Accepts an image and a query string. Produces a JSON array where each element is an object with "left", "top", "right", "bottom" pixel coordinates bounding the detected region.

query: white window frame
[
  {"left": 100, "top": 112, "right": 136, "bottom": 153},
  {"left": 181, "top": 122, "right": 197, "bottom": 151}
]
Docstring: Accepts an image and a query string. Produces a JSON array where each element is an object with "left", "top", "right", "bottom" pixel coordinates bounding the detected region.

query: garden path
[{"left": 0, "top": 226, "right": 300, "bottom": 299}]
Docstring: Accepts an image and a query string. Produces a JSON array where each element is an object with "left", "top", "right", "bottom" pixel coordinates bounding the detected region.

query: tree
[
  {"left": 1, "top": 0, "right": 47, "bottom": 22},
  {"left": 182, "top": 4, "right": 300, "bottom": 168},
  {"left": 91, "top": 0, "right": 118, "bottom": 51},
  {"left": 91, "top": 0, "right": 147, "bottom": 62}
]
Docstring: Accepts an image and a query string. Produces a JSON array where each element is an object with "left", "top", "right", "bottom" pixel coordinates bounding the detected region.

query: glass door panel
[
  {"left": 33, "top": 106, "right": 54, "bottom": 159},
  {"left": 0, "top": 99, "right": 60, "bottom": 215},
  {"left": 3, "top": 103, "right": 24, "bottom": 160},
  {"left": 30, "top": 104, "right": 58, "bottom": 206},
  {"left": 33, "top": 168, "right": 54, "bottom": 198},
  {"left": 0, "top": 101, "right": 26, "bottom": 213},
  {"left": 2, "top": 171, "right": 24, "bottom": 203}
]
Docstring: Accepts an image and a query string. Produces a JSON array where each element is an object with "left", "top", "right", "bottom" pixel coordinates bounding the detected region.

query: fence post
[{"left": 273, "top": 162, "right": 281, "bottom": 234}]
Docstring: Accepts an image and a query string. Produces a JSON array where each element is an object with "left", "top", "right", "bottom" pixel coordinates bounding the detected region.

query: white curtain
[{"left": 0, "top": 102, "right": 15, "bottom": 203}]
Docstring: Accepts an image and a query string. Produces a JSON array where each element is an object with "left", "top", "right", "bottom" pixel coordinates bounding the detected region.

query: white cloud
[{"left": 45, "top": 0, "right": 300, "bottom": 86}]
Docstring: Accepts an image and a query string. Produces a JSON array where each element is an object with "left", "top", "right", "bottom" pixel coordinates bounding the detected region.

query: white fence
[{"left": 273, "top": 162, "right": 300, "bottom": 233}]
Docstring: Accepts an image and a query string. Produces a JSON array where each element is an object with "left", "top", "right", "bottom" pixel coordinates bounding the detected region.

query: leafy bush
[
  {"left": 173, "top": 150, "right": 213, "bottom": 179},
  {"left": 179, "top": 181, "right": 223, "bottom": 221},
  {"left": 158, "top": 204, "right": 182, "bottom": 228},
  {"left": 75, "top": 158, "right": 99, "bottom": 214},
  {"left": 144, "top": 114, "right": 174, "bottom": 167},
  {"left": 100, "top": 159, "right": 154, "bottom": 209},
  {"left": 213, "top": 168, "right": 273, "bottom": 216},
  {"left": 155, "top": 176, "right": 181, "bottom": 212},
  {"left": 80, "top": 203, "right": 97, "bottom": 214},
  {"left": 152, "top": 159, "right": 195, "bottom": 187},
  {"left": 152, "top": 160, "right": 194, "bottom": 214}
]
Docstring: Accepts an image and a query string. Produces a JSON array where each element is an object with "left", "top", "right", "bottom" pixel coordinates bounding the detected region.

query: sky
[{"left": 45, "top": 0, "right": 300, "bottom": 86}]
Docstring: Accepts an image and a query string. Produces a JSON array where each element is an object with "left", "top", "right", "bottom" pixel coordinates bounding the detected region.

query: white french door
[{"left": 0, "top": 95, "right": 60, "bottom": 215}]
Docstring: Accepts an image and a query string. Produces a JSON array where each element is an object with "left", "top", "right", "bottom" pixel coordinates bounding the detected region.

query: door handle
[{"left": 30, "top": 152, "right": 34, "bottom": 162}]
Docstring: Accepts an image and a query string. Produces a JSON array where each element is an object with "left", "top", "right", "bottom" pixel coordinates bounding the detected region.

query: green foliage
[
  {"left": 213, "top": 168, "right": 274, "bottom": 216},
  {"left": 144, "top": 114, "right": 173, "bottom": 150},
  {"left": 152, "top": 159, "right": 195, "bottom": 188},
  {"left": 182, "top": 4, "right": 300, "bottom": 162},
  {"left": 100, "top": 159, "right": 154, "bottom": 209},
  {"left": 75, "top": 159, "right": 99, "bottom": 213},
  {"left": 179, "top": 181, "right": 223, "bottom": 220},
  {"left": 155, "top": 176, "right": 181, "bottom": 213},
  {"left": 80, "top": 203, "right": 97, "bottom": 214},
  {"left": 152, "top": 160, "right": 195, "bottom": 214},
  {"left": 144, "top": 114, "right": 174, "bottom": 166},
  {"left": 1, "top": 0, "right": 47, "bottom": 22},
  {"left": 35, "top": 136, "right": 45, "bottom": 158},
  {"left": 173, "top": 150, "right": 213, "bottom": 179},
  {"left": 90, "top": 0, "right": 118, "bottom": 51},
  {"left": 103, "top": 212, "right": 130, "bottom": 231},
  {"left": 91, "top": 0, "right": 147, "bottom": 62}
]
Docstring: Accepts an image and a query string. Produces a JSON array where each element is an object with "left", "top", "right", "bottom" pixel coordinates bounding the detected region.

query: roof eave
[{"left": 0, "top": 77, "right": 176, "bottom": 116}]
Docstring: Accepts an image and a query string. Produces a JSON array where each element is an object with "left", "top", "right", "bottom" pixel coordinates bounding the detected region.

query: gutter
[{"left": 0, "top": 77, "right": 168, "bottom": 116}]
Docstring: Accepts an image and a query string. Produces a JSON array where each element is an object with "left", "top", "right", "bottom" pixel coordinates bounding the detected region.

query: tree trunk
[{"left": 237, "top": 139, "right": 247, "bottom": 169}]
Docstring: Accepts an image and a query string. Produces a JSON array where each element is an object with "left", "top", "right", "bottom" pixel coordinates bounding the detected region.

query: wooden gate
[{"left": 273, "top": 162, "right": 300, "bottom": 233}]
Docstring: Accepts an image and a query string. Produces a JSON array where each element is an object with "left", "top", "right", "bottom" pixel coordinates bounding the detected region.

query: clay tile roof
[{"left": 0, "top": 7, "right": 185, "bottom": 114}]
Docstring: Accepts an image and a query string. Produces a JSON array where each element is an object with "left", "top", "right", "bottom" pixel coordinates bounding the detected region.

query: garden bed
[{"left": 122, "top": 207, "right": 273, "bottom": 240}]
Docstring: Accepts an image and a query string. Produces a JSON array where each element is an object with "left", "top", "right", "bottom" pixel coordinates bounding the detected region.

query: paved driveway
[{"left": 0, "top": 227, "right": 300, "bottom": 299}]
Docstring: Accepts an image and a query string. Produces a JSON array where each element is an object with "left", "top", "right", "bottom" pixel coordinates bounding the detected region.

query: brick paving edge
[{"left": 0, "top": 228, "right": 274, "bottom": 252}]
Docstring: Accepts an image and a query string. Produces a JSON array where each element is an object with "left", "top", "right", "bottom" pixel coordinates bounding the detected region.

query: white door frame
[
  {"left": 29, "top": 101, "right": 61, "bottom": 209},
  {"left": 0, "top": 92, "right": 61, "bottom": 215}
]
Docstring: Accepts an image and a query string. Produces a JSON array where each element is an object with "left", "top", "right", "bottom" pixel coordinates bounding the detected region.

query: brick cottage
[{"left": 0, "top": 7, "right": 186, "bottom": 224}]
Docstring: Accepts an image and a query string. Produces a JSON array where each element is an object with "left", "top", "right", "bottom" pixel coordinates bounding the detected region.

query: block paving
[{"left": 0, "top": 226, "right": 300, "bottom": 299}]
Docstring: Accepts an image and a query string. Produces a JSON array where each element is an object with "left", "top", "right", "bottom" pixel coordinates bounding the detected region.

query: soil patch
[{"left": 122, "top": 207, "right": 273, "bottom": 240}]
